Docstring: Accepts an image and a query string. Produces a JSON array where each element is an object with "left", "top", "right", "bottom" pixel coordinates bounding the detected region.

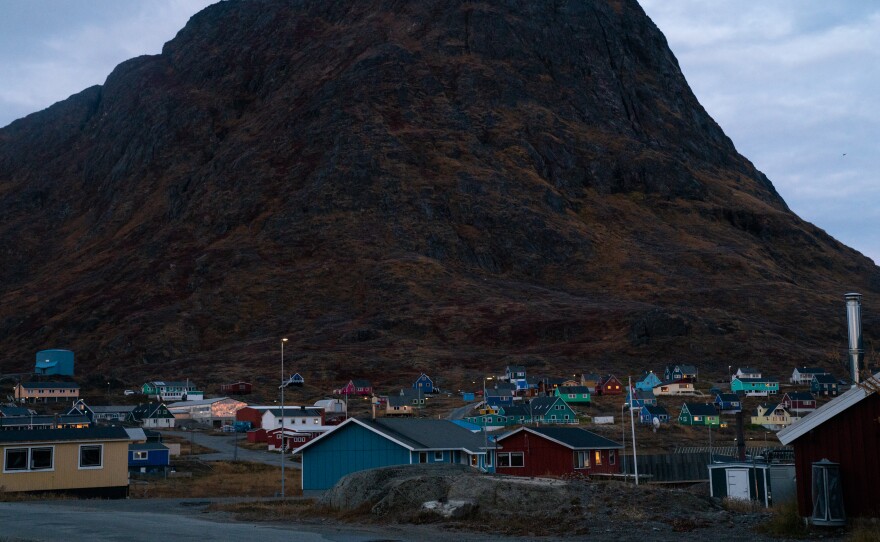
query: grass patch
[
  {"left": 130, "top": 461, "right": 298, "bottom": 499},
  {"left": 757, "top": 500, "right": 809, "bottom": 538},
  {"left": 847, "top": 519, "right": 880, "bottom": 542},
  {"left": 209, "top": 498, "right": 316, "bottom": 521},
  {"left": 161, "top": 435, "right": 215, "bottom": 455}
]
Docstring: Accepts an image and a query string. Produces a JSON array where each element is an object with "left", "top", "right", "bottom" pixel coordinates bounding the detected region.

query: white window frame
[
  {"left": 609, "top": 450, "right": 616, "bottom": 465},
  {"left": 3, "top": 446, "right": 55, "bottom": 473},
  {"left": 133, "top": 451, "right": 148, "bottom": 460},
  {"left": 434, "top": 451, "right": 444, "bottom": 461},
  {"left": 574, "top": 450, "right": 589, "bottom": 469},
  {"left": 78, "top": 444, "right": 103, "bottom": 469}
]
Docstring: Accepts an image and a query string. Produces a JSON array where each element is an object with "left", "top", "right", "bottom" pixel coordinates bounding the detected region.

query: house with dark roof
[
  {"left": 811, "top": 373, "right": 839, "bottom": 397},
  {"left": 751, "top": 403, "right": 794, "bottom": 431},
  {"left": 129, "top": 442, "right": 170, "bottom": 474},
  {"left": 294, "top": 418, "right": 489, "bottom": 490},
  {"left": 778, "top": 374, "right": 880, "bottom": 519},
  {"left": 14, "top": 382, "right": 80, "bottom": 403},
  {"left": 713, "top": 392, "right": 742, "bottom": 414},
  {"left": 526, "top": 396, "right": 578, "bottom": 425},
  {"left": 334, "top": 379, "right": 373, "bottom": 396},
  {"left": 0, "top": 426, "right": 131, "bottom": 498},
  {"left": 678, "top": 403, "right": 720, "bottom": 426},
  {"left": 485, "top": 388, "right": 515, "bottom": 408},
  {"left": 413, "top": 373, "right": 434, "bottom": 394},
  {"left": 639, "top": 405, "right": 670, "bottom": 425},
  {"left": 493, "top": 426, "right": 622, "bottom": 477},
  {"left": 626, "top": 389, "right": 656, "bottom": 409},
  {"left": 781, "top": 392, "right": 817, "bottom": 415},
  {"left": 790, "top": 367, "right": 830, "bottom": 384},
  {"left": 554, "top": 386, "right": 591, "bottom": 405},
  {"left": 731, "top": 376, "right": 779, "bottom": 397},
  {"left": 596, "top": 375, "right": 623, "bottom": 396},
  {"left": 127, "top": 403, "right": 176, "bottom": 428},
  {"left": 0, "top": 405, "right": 34, "bottom": 418},
  {"left": 0, "top": 413, "right": 91, "bottom": 431},
  {"left": 664, "top": 364, "right": 698, "bottom": 382}
]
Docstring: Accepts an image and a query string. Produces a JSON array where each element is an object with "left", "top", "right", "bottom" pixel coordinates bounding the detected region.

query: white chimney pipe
[{"left": 845, "top": 293, "right": 863, "bottom": 385}]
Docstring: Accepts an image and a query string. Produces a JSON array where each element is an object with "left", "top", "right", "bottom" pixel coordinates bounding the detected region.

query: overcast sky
[{"left": 1, "top": 1, "right": 877, "bottom": 264}]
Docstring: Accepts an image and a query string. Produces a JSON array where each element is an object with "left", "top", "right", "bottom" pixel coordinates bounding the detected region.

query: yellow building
[
  {"left": 0, "top": 427, "right": 130, "bottom": 498},
  {"left": 14, "top": 382, "right": 80, "bottom": 403},
  {"left": 750, "top": 403, "right": 795, "bottom": 431}
]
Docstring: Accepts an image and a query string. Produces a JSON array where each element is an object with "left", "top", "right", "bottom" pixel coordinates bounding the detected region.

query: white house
[
  {"left": 734, "top": 367, "right": 762, "bottom": 380},
  {"left": 261, "top": 406, "right": 324, "bottom": 431},
  {"left": 652, "top": 380, "right": 696, "bottom": 396},
  {"left": 790, "top": 367, "right": 829, "bottom": 384}
]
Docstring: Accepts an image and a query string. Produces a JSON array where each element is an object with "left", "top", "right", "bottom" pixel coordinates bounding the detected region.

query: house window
[
  {"left": 4, "top": 448, "right": 28, "bottom": 471},
  {"left": 434, "top": 451, "right": 444, "bottom": 461},
  {"left": 133, "top": 451, "right": 148, "bottom": 460},
  {"left": 497, "top": 452, "right": 524, "bottom": 467},
  {"left": 418, "top": 452, "right": 428, "bottom": 463},
  {"left": 79, "top": 445, "right": 103, "bottom": 469},
  {"left": 5, "top": 446, "right": 54, "bottom": 472},
  {"left": 609, "top": 450, "right": 616, "bottom": 465},
  {"left": 593, "top": 451, "right": 602, "bottom": 466},
  {"left": 574, "top": 451, "right": 589, "bottom": 469},
  {"left": 568, "top": 394, "right": 576, "bottom": 399}
]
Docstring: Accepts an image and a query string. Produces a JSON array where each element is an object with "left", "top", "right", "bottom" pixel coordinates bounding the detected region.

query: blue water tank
[{"left": 35, "top": 349, "right": 74, "bottom": 376}]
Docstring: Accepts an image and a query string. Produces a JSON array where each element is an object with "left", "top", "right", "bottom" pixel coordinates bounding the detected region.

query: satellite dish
[{"left": 652, "top": 417, "right": 660, "bottom": 432}]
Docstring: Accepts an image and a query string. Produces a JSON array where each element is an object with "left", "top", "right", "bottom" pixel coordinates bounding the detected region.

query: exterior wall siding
[
  {"left": 494, "top": 432, "right": 619, "bottom": 477},
  {"left": 0, "top": 440, "right": 128, "bottom": 493},
  {"left": 791, "top": 393, "right": 880, "bottom": 518},
  {"left": 301, "top": 423, "right": 410, "bottom": 491}
]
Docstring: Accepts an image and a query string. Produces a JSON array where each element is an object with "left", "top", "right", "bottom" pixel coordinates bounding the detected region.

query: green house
[
  {"left": 678, "top": 403, "right": 720, "bottom": 426},
  {"left": 554, "top": 386, "right": 591, "bottom": 405}
]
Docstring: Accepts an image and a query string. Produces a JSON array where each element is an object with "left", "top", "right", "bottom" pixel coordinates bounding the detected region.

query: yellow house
[
  {"left": 750, "top": 403, "right": 795, "bottom": 431},
  {"left": 14, "top": 382, "right": 80, "bottom": 403},
  {"left": 0, "top": 426, "right": 130, "bottom": 498}
]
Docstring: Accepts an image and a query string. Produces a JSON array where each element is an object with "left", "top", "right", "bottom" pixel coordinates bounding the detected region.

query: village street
[{"left": 160, "top": 429, "right": 301, "bottom": 468}]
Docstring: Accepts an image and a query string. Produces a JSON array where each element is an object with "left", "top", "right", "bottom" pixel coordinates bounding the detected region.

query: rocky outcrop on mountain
[{"left": 0, "top": 0, "right": 877, "bottom": 385}]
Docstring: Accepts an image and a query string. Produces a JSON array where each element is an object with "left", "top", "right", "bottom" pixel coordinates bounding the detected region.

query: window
[
  {"left": 4, "top": 448, "right": 28, "bottom": 471},
  {"left": 5, "top": 447, "right": 54, "bottom": 472},
  {"left": 609, "top": 450, "right": 616, "bottom": 465},
  {"left": 133, "top": 451, "right": 148, "bottom": 460},
  {"left": 574, "top": 451, "right": 589, "bottom": 469},
  {"left": 593, "top": 451, "right": 602, "bottom": 466},
  {"left": 434, "top": 451, "right": 444, "bottom": 461},
  {"left": 497, "top": 452, "right": 524, "bottom": 467},
  {"left": 79, "top": 445, "right": 102, "bottom": 469}
]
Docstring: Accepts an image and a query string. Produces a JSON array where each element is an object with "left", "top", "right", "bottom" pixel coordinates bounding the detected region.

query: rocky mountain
[{"left": 1, "top": 0, "right": 877, "bottom": 388}]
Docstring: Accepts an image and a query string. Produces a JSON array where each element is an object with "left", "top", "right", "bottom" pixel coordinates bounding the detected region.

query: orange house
[{"left": 14, "top": 382, "right": 80, "bottom": 403}]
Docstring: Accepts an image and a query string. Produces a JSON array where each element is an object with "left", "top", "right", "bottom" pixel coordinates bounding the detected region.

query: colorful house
[
  {"left": 281, "top": 373, "right": 305, "bottom": 387},
  {"left": 554, "top": 386, "right": 591, "bottom": 405},
  {"left": 626, "top": 389, "right": 657, "bottom": 409},
  {"left": 34, "top": 349, "right": 75, "bottom": 376},
  {"left": 751, "top": 403, "right": 794, "bottom": 431},
  {"left": 493, "top": 426, "right": 621, "bottom": 477},
  {"left": 790, "top": 367, "right": 830, "bottom": 385},
  {"left": 596, "top": 375, "right": 623, "bottom": 396},
  {"left": 731, "top": 377, "right": 779, "bottom": 397},
  {"left": 485, "top": 388, "right": 515, "bottom": 408},
  {"left": 295, "top": 418, "right": 489, "bottom": 490},
  {"left": 413, "top": 374, "right": 434, "bottom": 394},
  {"left": 526, "top": 396, "right": 578, "bottom": 425},
  {"left": 261, "top": 406, "right": 324, "bottom": 431},
  {"left": 385, "top": 389, "right": 426, "bottom": 416},
  {"left": 735, "top": 367, "right": 762, "bottom": 380},
  {"left": 129, "top": 442, "right": 170, "bottom": 474},
  {"left": 142, "top": 381, "right": 203, "bottom": 402},
  {"left": 811, "top": 374, "right": 839, "bottom": 397},
  {"left": 505, "top": 365, "right": 527, "bottom": 381},
  {"left": 780, "top": 392, "right": 817, "bottom": 415},
  {"left": 634, "top": 371, "right": 661, "bottom": 392},
  {"left": 580, "top": 373, "right": 602, "bottom": 394},
  {"left": 127, "top": 403, "right": 176, "bottom": 428},
  {"left": 678, "top": 403, "right": 720, "bottom": 426},
  {"left": 713, "top": 392, "right": 742, "bottom": 414},
  {"left": 664, "top": 364, "right": 698, "bottom": 382},
  {"left": 0, "top": 426, "right": 130, "bottom": 498},
  {"left": 334, "top": 379, "right": 373, "bottom": 396},
  {"left": 14, "top": 382, "right": 80, "bottom": 403},
  {"left": 639, "top": 405, "right": 670, "bottom": 425},
  {"left": 652, "top": 379, "right": 695, "bottom": 396},
  {"left": 778, "top": 374, "right": 880, "bottom": 518}
]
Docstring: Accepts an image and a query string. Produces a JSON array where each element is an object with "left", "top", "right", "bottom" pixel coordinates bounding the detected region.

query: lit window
[
  {"left": 133, "top": 451, "right": 148, "bottom": 460},
  {"left": 594, "top": 451, "right": 602, "bottom": 466}
]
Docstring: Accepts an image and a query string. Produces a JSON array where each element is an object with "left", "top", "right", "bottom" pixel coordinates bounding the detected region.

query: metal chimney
[{"left": 845, "top": 293, "right": 863, "bottom": 384}]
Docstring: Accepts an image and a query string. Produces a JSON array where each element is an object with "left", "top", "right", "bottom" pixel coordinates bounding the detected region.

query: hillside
[{"left": 0, "top": 0, "right": 877, "bottom": 389}]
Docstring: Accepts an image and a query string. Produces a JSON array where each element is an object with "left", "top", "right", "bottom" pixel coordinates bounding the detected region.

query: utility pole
[{"left": 281, "top": 337, "right": 288, "bottom": 499}]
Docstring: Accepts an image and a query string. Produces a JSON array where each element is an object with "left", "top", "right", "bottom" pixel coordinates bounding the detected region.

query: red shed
[
  {"left": 494, "top": 426, "right": 622, "bottom": 477},
  {"left": 220, "top": 381, "right": 252, "bottom": 394},
  {"left": 778, "top": 379, "right": 880, "bottom": 518},
  {"left": 246, "top": 428, "right": 267, "bottom": 443}
]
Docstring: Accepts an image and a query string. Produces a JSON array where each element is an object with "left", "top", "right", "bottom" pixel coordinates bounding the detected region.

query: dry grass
[
  {"left": 757, "top": 500, "right": 809, "bottom": 539},
  {"left": 209, "top": 498, "right": 317, "bottom": 521},
  {"left": 161, "top": 435, "right": 214, "bottom": 455},
  {"left": 847, "top": 520, "right": 880, "bottom": 542},
  {"left": 721, "top": 496, "right": 763, "bottom": 514},
  {"left": 129, "top": 461, "right": 298, "bottom": 499}
]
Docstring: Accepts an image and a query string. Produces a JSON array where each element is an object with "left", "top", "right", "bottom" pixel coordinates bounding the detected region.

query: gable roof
[
  {"left": 351, "top": 379, "right": 372, "bottom": 388},
  {"left": 167, "top": 397, "right": 238, "bottom": 408},
  {"left": 783, "top": 392, "right": 815, "bottom": 401},
  {"left": 146, "top": 381, "right": 199, "bottom": 388},
  {"left": 90, "top": 405, "right": 137, "bottom": 414},
  {"left": 130, "top": 403, "right": 172, "bottom": 420},
  {"left": 0, "top": 413, "right": 91, "bottom": 428},
  {"left": 794, "top": 367, "right": 828, "bottom": 374},
  {"left": 20, "top": 381, "right": 79, "bottom": 389},
  {"left": 500, "top": 403, "right": 531, "bottom": 417},
  {"left": 527, "top": 396, "right": 570, "bottom": 415},
  {"left": 737, "top": 367, "right": 760, "bottom": 374},
  {"left": 779, "top": 376, "right": 879, "bottom": 445},
  {"left": 0, "top": 405, "right": 34, "bottom": 417},
  {"left": 715, "top": 393, "right": 740, "bottom": 402},
  {"left": 0, "top": 426, "right": 130, "bottom": 444},
  {"left": 557, "top": 386, "right": 591, "bottom": 395},
  {"left": 641, "top": 405, "right": 669, "bottom": 417},
  {"left": 486, "top": 388, "right": 514, "bottom": 398},
  {"left": 506, "top": 365, "right": 526, "bottom": 373},
  {"left": 497, "top": 426, "right": 621, "bottom": 450},
  {"left": 812, "top": 374, "right": 837, "bottom": 384},
  {"left": 733, "top": 377, "right": 778, "bottom": 384},
  {"left": 682, "top": 403, "right": 718, "bottom": 416},
  {"left": 294, "top": 417, "right": 487, "bottom": 455}
]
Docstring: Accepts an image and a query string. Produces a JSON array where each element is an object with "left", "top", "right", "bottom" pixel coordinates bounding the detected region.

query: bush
[{"left": 758, "top": 500, "right": 809, "bottom": 538}]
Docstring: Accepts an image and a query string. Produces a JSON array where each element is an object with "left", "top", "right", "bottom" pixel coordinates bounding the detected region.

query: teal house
[
  {"left": 295, "top": 418, "right": 489, "bottom": 490},
  {"left": 554, "top": 386, "right": 591, "bottom": 405},
  {"left": 527, "top": 396, "right": 579, "bottom": 424},
  {"left": 678, "top": 403, "right": 721, "bottom": 426},
  {"left": 730, "top": 377, "right": 779, "bottom": 397}
]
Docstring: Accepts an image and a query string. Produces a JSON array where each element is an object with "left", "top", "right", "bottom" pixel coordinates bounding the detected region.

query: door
[{"left": 726, "top": 469, "right": 750, "bottom": 501}]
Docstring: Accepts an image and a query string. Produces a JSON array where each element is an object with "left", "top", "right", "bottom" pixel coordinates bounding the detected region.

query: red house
[
  {"left": 267, "top": 428, "right": 320, "bottom": 451},
  {"left": 236, "top": 406, "right": 274, "bottom": 429},
  {"left": 334, "top": 379, "right": 373, "bottom": 396},
  {"left": 220, "top": 381, "right": 253, "bottom": 395},
  {"left": 778, "top": 378, "right": 880, "bottom": 518},
  {"left": 494, "top": 426, "right": 622, "bottom": 478},
  {"left": 780, "top": 391, "right": 817, "bottom": 415},
  {"left": 597, "top": 374, "right": 623, "bottom": 396}
]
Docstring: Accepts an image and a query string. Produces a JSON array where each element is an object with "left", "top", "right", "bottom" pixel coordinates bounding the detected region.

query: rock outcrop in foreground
[{"left": 0, "top": 0, "right": 877, "bottom": 383}]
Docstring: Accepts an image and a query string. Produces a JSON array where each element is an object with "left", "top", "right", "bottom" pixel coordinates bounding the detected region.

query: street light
[
  {"left": 482, "top": 376, "right": 493, "bottom": 471},
  {"left": 281, "top": 337, "right": 288, "bottom": 498}
]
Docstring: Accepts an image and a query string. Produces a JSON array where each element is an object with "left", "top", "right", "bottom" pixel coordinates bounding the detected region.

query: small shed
[{"left": 709, "top": 462, "right": 796, "bottom": 507}]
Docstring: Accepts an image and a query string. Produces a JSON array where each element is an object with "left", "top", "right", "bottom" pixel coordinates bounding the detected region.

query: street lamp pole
[
  {"left": 281, "top": 337, "right": 288, "bottom": 498},
  {"left": 621, "top": 402, "right": 627, "bottom": 480},
  {"left": 482, "top": 376, "right": 493, "bottom": 471}
]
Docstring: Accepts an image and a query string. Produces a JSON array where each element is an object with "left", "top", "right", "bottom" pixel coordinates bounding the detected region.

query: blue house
[
  {"left": 34, "top": 349, "right": 74, "bottom": 376},
  {"left": 634, "top": 371, "right": 661, "bottom": 392},
  {"left": 128, "top": 442, "right": 171, "bottom": 474},
  {"left": 294, "top": 418, "right": 489, "bottom": 490},
  {"left": 413, "top": 373, "right": 434, "bottom": 394},
  {"left": 485, "top": 388, "right": 514, "bottom": 408},
  {"left": 626, "top": 389, "right": 657, "bottom": 409},
  {"left": 639, "top": 405, "right": 670, "bottom": 425},
  {"left": 713, "top": 392, "right": 742, "bottom": 414}
]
